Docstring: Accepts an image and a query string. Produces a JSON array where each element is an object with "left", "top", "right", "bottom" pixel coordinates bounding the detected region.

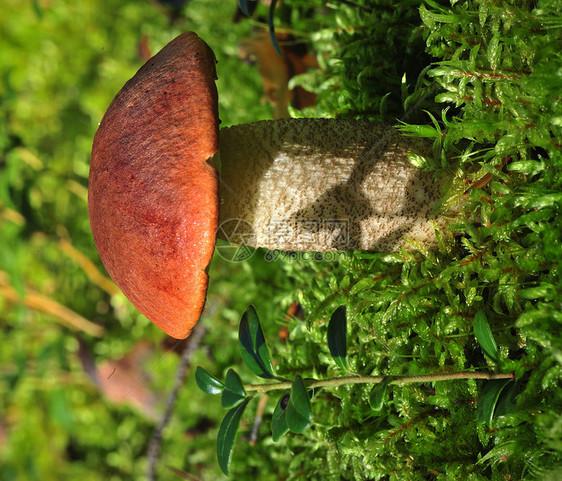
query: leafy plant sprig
[
  {"left": 196, "top": 305, "right": 515, "bottom": 475},
  {"left": 238, "top": 0, "right": 283, "bottom": 57}
]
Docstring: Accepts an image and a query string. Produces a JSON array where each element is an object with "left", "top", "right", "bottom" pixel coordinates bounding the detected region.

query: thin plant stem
[
  {"left": 0, "top": 271, "right": 104, "bottom": 337},
  {"left": 245, "top": 371, "right": 514, "bottom": 394},
  {"left": 146, "top": 326, "right": 206, "bottom": 481},
  {"left": 58, "top": 238, "right": 119, "bottom": 296}
]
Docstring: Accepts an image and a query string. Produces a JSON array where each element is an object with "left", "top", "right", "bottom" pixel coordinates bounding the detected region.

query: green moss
[{"left": 1, "top": 0, "right": 560, "bottom": 480}]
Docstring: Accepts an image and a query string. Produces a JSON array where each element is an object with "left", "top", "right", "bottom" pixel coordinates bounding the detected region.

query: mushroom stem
[{"left": 215, "top": 118, "right": 445, "bottom": 252}]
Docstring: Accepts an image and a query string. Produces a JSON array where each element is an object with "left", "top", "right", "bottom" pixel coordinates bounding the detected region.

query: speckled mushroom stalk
[
  {"left": 216, "top": 119, "right": 443, "bottom": 252},
  {"left": 89, "top": 32, "right": 446, "bottom": 339}
]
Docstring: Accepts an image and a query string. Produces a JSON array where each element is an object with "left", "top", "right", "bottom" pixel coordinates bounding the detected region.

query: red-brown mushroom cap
[{"left": 88, "top": 32, "right": 219, "bottom": 339}]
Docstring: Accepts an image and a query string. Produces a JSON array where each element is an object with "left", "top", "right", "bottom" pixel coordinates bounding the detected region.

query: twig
[
  {"left": 166, "top": 466, "right": 202, "bottom": 481},
  {"left": 146, "top": 326, "right": 206, "bottom": 481},
  {"left": 249, "top": 394, "right": 269, "bottom": 446},
  {"left": 245, "top": 371, "right": 515, "bottom": 394},
  {"left": 58, "top": 238, "right": 119, "bottom": 296},
  {"left": 0, "top": 271, "right": 104, "bottom": 337},
  {"left": 0, "top": 201, "right": 25, "bottom": 225}
]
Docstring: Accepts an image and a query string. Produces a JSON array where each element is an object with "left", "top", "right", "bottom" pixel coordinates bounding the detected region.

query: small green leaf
[
  {"left": 217, "top": 399, "right": 250, "bottom": 475},
  {"left": 494, "top": 380, "right": 520, "bottom": 418},
  {"left": 238, "top": 0, "right": 251, "bottom": 17},
  {"left": 369, "top": 380, "right": 389, "bottom": 411},
  {"left": 399, "top": 122, "right": 441, "bottom": 138},
  {"left": 328, "top": 305, "right": 349, "bottom": 372},
  {"left": 195, "top": 366, "right": 225, "bottom": 395},
  {"left": 286, "top": 376, "right": 311, "bottom": 433},
  {"left": 477, "top": 378, "right": 512, "bottom": 426},
  {"left": 519, "top": 283, "right": 556, "bottom": 300},
  {"left": 31, "top": 0, "right": 43, "bottom": 18},
  {"left": 474, "top": 310, "right": 500, "bottom": 363},
  {"left": 239, "top": 306, "right": 275, "bottom": 379},
  {"left": 221, "top": 369, "right": 246, "bottom": 409},
  {"left": 271, "top": 392, "right": 290, "bottom": 442}
]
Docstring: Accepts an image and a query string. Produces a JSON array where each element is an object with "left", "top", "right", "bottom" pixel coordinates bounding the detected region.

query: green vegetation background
[{"left": 1, "top": 0, "right": 560, "bottom": 480}]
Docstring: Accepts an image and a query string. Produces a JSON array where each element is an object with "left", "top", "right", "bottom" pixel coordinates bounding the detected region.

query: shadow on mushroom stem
[{"left": 218, "top": 118, "right": 445, "bottom": 252}]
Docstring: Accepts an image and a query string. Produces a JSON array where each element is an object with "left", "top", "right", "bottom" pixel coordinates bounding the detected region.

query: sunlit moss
[{"left": 1, "top": 0, "right": 560, "bottom": 480}]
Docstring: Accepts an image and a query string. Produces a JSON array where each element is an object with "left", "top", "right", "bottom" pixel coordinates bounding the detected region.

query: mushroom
[{"left": 89, "top": 32, "right": 446, "bottom": 339}]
